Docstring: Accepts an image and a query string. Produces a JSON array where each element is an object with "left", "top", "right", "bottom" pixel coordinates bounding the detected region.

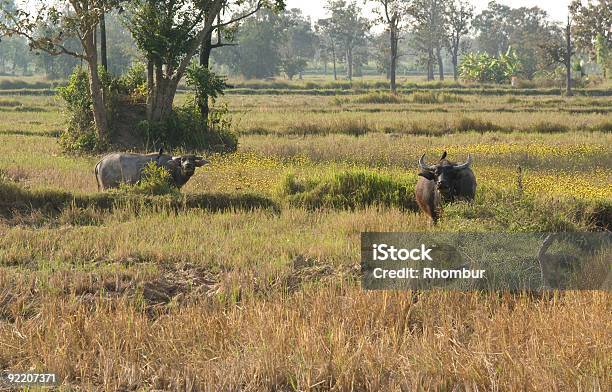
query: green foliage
[
  {"left": 116, "top": 62, "right": 147, "bottom": 99},
  {"left": 185, "top": 62, "right": 227, "bottom": 108},
  {"left": 118, "top": 161, "right": 179, "bottom": 196},
  {"left": 594, "top": 34, "right": 612, "bottom": 78},
  {"left": 280, "top": 171, "right": 418, "bottom": 211},
  {"left": 137, "top": 61, "right": 236, "bottom": 151},
  {"left": 138, "top": 102, "right": 237, "bottom": 153},
  {"left": 459, "top": 49, "right": 522, "bottom": 84},
  {"left": 57, "top": 67, "right": 107, "bottom": 153},
  {"left": 278, "top": 9, "right": 316, "bottom": 80},
  {"left": 218, "top": 10, "right": 282, "bottom": 79}
]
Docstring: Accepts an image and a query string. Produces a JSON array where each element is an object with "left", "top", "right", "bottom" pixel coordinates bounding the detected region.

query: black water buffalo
[
  {"left": 95, "top": 150, "right": 209, "bottom": 191},
  {"left": 415, "top": 151, "right": 476, "bottom": 223}
]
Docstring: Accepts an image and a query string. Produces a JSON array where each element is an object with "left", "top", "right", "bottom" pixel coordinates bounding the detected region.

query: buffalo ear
[
  {"left": 165, "top": 158, "right": 180, "bottom": 169},
  {"left": 440, "top": 151, "right": 447, "bottom": 160},
  {"left": 195, "top": 158, "right": 210, "bottom": 167},
  {"left": 196, "top": 159, "right": 210, "bottom": 167},
  {"left": 418, "top": 171, "right": 436, "bottom": 181}
]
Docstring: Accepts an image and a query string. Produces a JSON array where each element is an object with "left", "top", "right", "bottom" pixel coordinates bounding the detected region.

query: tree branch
[
  {"left": 212, "top": 1, "right": 263, "bottom": 29},
  {"left": 211, "top": 42, "right": 237, "bottom": 49},
  {"left": 2, "top": 27, "right": 86, "bottom": 59}
]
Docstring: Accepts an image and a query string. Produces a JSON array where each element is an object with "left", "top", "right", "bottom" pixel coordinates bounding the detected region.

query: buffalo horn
[
  {"left": 418, "top": 154, "right": 435, "bottom": 171},
  {"left": 454, "top": 154, "right": 473, "bottom": 170}
]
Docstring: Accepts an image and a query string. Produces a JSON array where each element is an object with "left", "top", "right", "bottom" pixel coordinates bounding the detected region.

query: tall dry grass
[{"left": 1, "top": 278, "right": 610, "bottom": 390}]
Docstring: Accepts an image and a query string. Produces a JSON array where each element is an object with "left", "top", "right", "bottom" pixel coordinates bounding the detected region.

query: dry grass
[
  {"left": 0, "top": 92, "right": 611, "bottom": 390},
  {"left": 1, "top": 279, "right": 610, "bottom": 390}
]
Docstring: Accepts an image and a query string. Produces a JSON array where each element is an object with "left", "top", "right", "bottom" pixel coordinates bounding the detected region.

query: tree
[
  {"left": 471, "top": 1, "right": 512, "bottom": 55},
  {"left": 472, "top": 2, "right": 562, "bottom": 79},
  {"left": 127, "top": 0, "right": 284, "bottom": 124},
  {"left": 103, "top": 11, "right": 139, "bottom": 76},
  {"left": 539, "top": 16, "right": 574, "bottom": 95},
  {"left": 315, "top": 18, "right": 339, "bottom": 80},
  {"left": 219, "top": 9, "right": 283, "bottom": 79},
  {"left": 372, "top": 31, "right": 391, "bottom": 78},
  {"left": 1, "top": 0, "right": 122, "bottom": 142},
  {"left": 34, "top": 23, "right": 81, "bottom": 79},
  {"left": 409, "top": 0, "right": 447, "bottom": 80},
  {"left": 570, "top": 0, "right": 612, "bottom": 78},
  {"left": 369, "top": 0, "right": 411, "bottom": 92},
  {"left": 445, "top": 0, "right": 473, "bottom": 80},
  {"left": 278, "top": 9, "right": 316, "bottom": 80},
  {"left": 325, "top": 0, "right": 370, "bottom": 81},
  {"left": 595, "top": 33, "right": 612, "bottom": 78}
]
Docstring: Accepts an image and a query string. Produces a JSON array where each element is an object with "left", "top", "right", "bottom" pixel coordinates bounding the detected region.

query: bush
[
  {"left": 117, "top": 162, "right": 179, "bottom": 196},
  {"left": 138, "top": 102, "right": 238, "bottom": 152},
  {"left": 57, "top": 68, "right": 107, "bottom": 153},
  {"left": 459, "top": 49, "right": 521, "bottom": 84},
  {"left": 280, "top": 171, "right": 418, "bottom": 211},
  {"left": 115, "top": 62, "right": 147, "bottom": 101}
]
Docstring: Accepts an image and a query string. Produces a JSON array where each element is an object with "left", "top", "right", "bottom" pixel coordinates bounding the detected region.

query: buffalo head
[
  {"left": 165, "top": 155, "right": 210, "bottom": 188},
  {"left": 415, "top": 151, "right": 476, "bottom": 223},
  {"left": 418, "top": 151, "right": 473, "bottom": 200},
  {"left": 168, "top": 155, "right": 209, "bottom": 175}
]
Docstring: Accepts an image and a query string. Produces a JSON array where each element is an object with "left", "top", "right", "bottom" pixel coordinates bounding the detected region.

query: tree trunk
[
  {"left": 346, "top": 47, "right": 353, "bottom": 81},
  {"left": 452, "top": 44, "right": 459, "bottom": 81},
  {"left": 198, "top": 29, "right": 213, "bottom": 121},
  {"left": 146, "top": 59, "right": 154, "bottom": 121},
  {"left": 427, "top": 48, "right": 434, "bottom": 81},
  {"left": 332, "top": 45, "right": 337, "bottom": 80},
  {"left": 12, "top": 45, "right": 17, "bottom": 74},
  {"left": 565, "top": 17, "right": 572, "bottom": 96},
  {"left": 100, "top": 12, "right": 108, "bottom": 71},
  {"left": 389, "top": 26, "right": 397, "bottom": 93},
  {"left": 436, "top": 46, "right": 444, "bottom": 81},
  {"left": 150, "top": 72, "right": 180, "bottom": 124},
  {"left": 82, "top": 29, "right": 109, "bottom": 143}
]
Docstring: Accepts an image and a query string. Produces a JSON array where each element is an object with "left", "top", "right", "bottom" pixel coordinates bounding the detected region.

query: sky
[{"left": 286, "top": 0, "right": 573, "bottom": 24}]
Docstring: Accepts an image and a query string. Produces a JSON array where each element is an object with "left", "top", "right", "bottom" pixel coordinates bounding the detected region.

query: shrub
[
  {"left": 117, "top": 162, "right": 179, "bottom": 196},
  {"left": 57, "top": 67, "right": 107, "bottom": 153},
  {"left": 138, "top": 102, "right": 238, "bottom": 152},
  {"left": 185, "top": 62, "right": 228, "bottom": 110},
  {"left": 459, "top": 49, "right": 522, "bottom": 84},
  {"left": 115, "top": 62, "right": 147, "bottom": 101},
  {"left": 280, "top": 171, "right": 418, "bottom": 211}
]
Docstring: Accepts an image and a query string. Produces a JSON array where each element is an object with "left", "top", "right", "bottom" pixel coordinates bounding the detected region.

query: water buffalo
[
  {"left": 415, "top": 151, "right": 476, "bottom": 223},
  {"left": 95, "top": 150, "right": 209, "bottom": 191}
]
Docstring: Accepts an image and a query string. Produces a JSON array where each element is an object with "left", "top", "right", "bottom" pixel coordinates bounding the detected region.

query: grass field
[{"left": 0, "top": 86, "right": 611, "bottom": 390}]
